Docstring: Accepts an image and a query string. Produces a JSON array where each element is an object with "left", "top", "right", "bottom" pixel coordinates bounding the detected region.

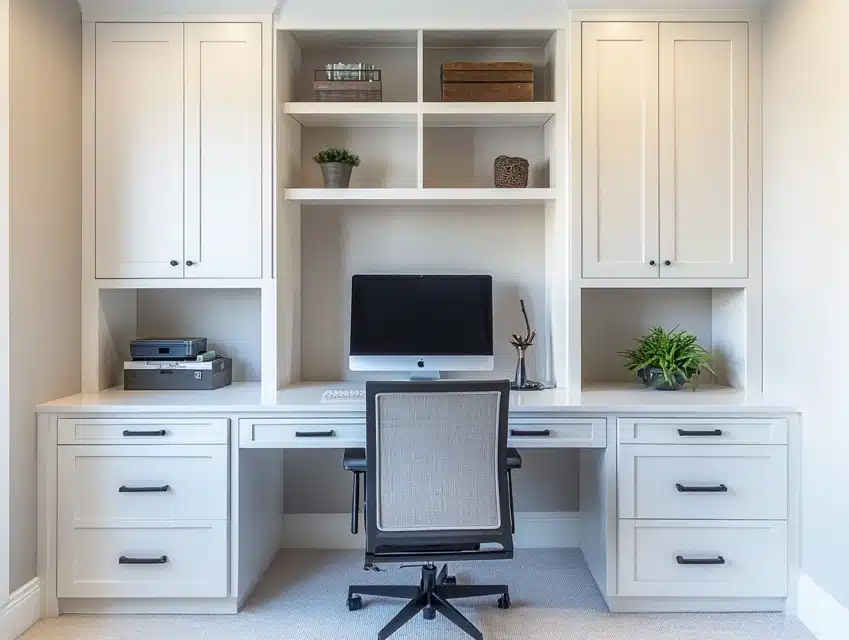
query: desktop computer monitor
[{"left": 349, "top": 274, "right": 494, "bottom": 377}]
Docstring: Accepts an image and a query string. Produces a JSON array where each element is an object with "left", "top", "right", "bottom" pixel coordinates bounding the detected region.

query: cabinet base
[
  {"left": 603, "top": 595, "right": 787, "bottom": 613},
  {"left": 58, "top": 597, "right": 239, "bottom": 615}
]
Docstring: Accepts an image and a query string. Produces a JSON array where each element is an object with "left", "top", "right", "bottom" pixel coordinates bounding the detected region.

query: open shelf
[
  {"left": 423, "top": 29, "right": 557, "bottom": 103},
  {"left": 285, "top": 188, "right": 555, "bottom": 205},
  {"left": 422, "top": 102, "right": 556, "bottom": 127},
  {"left": 580, "top": 288, "right": 748, "bottom": 393},
  {"left": 279, "top": 30, "right": 418, "bottom": 103},
  {"left": 283, "top": 102, "right": 418, "bottom": 128}
]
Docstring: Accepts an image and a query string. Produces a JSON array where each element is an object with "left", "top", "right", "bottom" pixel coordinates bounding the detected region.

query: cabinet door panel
[
  {"left": 659, "top": 23, "right": 749, "bottom": 278},
  {"left": 95, "top": 23, "right": 184, "bottom": 279},
  {"left": 184, "top": 24, "right": 263, "bottom": 279},
  {"left": 582, "top": 23, "right": 659, "bottom": 279}
]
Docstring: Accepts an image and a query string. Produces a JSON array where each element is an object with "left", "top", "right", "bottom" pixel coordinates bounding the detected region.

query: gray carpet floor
[{"left": 22, "top": 549, "right": 815, "bottom": 639}]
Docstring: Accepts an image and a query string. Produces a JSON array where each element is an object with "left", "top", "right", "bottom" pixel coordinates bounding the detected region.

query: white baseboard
[
  {"left": 798, "top": 573, "right": 849, "bottom": 640},
  {"left": 0, "top": 578, "right": 41, "bottom": 639},
  {"left": 280, "top": 512, "right": 580, "bottom": 550}
]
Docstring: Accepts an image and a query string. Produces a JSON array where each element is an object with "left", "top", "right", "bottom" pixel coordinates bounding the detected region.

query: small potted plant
[
  {"left": 313, "top": 146, "right": 360, "bottom": 188},
  {"left": 620, "top": 326, "right": 715, "bottom": 391}
]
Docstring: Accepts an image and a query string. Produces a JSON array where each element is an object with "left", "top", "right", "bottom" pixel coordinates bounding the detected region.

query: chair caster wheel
[
  {"left": 347, "top": 595, "right": 362, "bottom": 611},
  {"left": 442, "top": 575, "right": 457, "bottom": 585},
  {"left": 423, "top": 606, "right": 437, "bottom": 620},
  {"left": 497, "top": 594, "right": 511, "bottom": 609}
]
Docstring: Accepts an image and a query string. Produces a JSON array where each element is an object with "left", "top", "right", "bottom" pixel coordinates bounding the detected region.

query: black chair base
[{"left": 348, "top": 563, "right": 509, "bottom": 640}]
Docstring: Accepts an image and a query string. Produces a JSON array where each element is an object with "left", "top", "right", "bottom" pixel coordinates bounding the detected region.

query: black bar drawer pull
[
  {"left": 295, "top": 430, "right": 335, "bottom": 438},
  {"left": 119, "top": 485, "right": 171, "bottom": 493},
  {"left": 510, "top": 429, "right": 551, "bottom": 437},
  {"left": 677, "top": 428, "right": 723, "bottom": 437},
  {"left": 677, "top": 555, "right": 725, "bottom": 566},
  {"left": 122, "top": 429, "right": 167, "bottom": 437},
  {"left": 676, "top": 483, "right": 728, "bottom": 493},
  {"left": 119, "top": 555, "right": 168, "bottom": 565}
]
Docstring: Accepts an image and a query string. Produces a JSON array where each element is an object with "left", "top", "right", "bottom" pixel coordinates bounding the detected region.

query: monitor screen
[{"left": 350, "top": 275, "right": 494, "bottom": 356}]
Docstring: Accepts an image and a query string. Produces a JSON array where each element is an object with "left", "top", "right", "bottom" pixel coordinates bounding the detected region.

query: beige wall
[
  {"left": 8, "top": 0, "right": 81, "bottom": 592},
  {"left": 763, "top": 0, "right": 849, "bottom": 610}
]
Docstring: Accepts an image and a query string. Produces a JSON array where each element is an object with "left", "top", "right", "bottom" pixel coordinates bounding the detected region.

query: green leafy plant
[
  {"left": 312, "top": 147, "right": 361, "bottom": 166},
  {"left": 619, "top": 326, "right": 715, "bottom": 390}
]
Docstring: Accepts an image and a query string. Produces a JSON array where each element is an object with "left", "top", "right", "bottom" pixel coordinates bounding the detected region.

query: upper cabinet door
[
  {"left": 95, "top": 23, "right": 185, "bottom": 279},
  {"left": 184, "top": 24, "right": 263, "bottom": 279},
  {"left": 582, "top": 23, "right": 660, "bottom": 279},
  {"left": 659, "top": 23, "right": 749, "bottom": 278}
]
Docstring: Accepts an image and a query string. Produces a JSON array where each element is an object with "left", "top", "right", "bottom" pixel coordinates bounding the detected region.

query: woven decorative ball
[{"left": 493, "top": 155, "right": 529, "bottom": 188}]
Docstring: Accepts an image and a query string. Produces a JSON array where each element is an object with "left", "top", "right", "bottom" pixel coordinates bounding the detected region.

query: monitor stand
[{"left": 409, "top": 370, "right": 441, "bottom": 381}]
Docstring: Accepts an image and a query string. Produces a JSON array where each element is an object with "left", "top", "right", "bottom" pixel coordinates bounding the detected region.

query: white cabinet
[
  {"left": 94, "top": 23, "right": 263, "bottom": 280},
  {"left": 94, "top": 24, "right": 185, "bottom": 279},
  {"left": 184, "top": 24, "right": 262, "bottom": 279},
  {"left": 581, "top": 23, "right": 659, "bottom": 279},
  {"left": 56, "top": 417, "right": 230, "bottom": 600},
  {"left": 659, "top": 23, "right": 749, "bottom": 278},
  {"left": 581, "top": 22, "right": 749, "bottom": 280}
]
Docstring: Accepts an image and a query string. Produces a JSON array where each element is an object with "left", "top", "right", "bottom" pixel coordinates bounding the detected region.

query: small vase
[
  {"left": 512, "top": 345, "right": 529, "bottom": 389},
  {"left": 320, "top": 162, "right": 353, "bottom": 188}
]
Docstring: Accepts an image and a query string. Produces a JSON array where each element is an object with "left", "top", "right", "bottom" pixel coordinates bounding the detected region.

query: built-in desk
[{"left": 36, "top": 382, "right": 800, "bottom": 617}]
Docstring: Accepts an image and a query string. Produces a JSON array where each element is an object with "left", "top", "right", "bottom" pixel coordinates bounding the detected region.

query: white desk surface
[{"left": 37, "top": 381, "right": 798, "bottom": 415}]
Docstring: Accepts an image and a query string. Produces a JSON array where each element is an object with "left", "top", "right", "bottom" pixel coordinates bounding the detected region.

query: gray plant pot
[
  {"left": 638, "top": 368, "right": 688, "bottom": 391},
  {"left": 320, "top": 162, "right": 353, "bottom": 188}
]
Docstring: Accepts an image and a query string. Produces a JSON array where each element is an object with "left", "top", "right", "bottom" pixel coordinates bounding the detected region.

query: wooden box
[{"left": 441, "top": 62, "right": 534, "bottom": 102}]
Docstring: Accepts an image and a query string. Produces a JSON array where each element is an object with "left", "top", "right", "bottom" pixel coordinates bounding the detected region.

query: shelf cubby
[
  {"left": 422, "top": 30, "right": 558, "bottom": 102},
  {"left": 580, "top": 288, "right": 748, "bottom": 392},
  {"left": 279, "top": 30, "right": 419, "bottom": 103},
  {"left": 424, "top": 123, "right": 551, "bottom": 189}
]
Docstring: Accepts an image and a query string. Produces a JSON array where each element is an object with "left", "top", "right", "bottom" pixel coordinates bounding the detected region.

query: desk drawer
[
  {"left": 59, "top": 418, "right": 228, "bottom": 445},
  {"left": 618, "top": 445, "right": 787, "bottom": 520},
  {"left": 618, "top": 520, "right": 787, "bottom": 598},
  {"left": 57, "top": 522, "right": 228, "bottom": 598},
  {"left": 240, "top": 417, "right": 364, "bottom": 448},
  {"left": 58, "top": 446, "right": 228, "bottom": 522},
  {"left": 507, "top": 417, "right": 606, "bottom": 448},
  {"left": 618, "top": 417, "right": 787, "bottom": 445}
]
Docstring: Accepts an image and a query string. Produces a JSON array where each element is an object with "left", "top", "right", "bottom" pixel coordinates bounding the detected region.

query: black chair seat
[{"left": 343, "top": 447, "right": 523, "bottom": 473}]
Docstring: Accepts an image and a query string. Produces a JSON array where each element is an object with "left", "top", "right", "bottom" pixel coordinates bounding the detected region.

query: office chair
[{"left": 344, "top": 380, "right": 515, "bottom": 640}]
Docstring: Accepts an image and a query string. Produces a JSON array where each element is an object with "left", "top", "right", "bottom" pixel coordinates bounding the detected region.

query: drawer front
[
  {"left": 57, "top": 522, "right": 228, "bottom": 598},
  {"left": 58, "top": 446, "right": 228, "bottom": 522},
  {"left": 618, "top": 445, "right": 787, "bottom": 520},
  {"left": 240, "top": 417, "right": 364, "bottom": 448},
  {"left": 618, "top": 417, "right": 787, "bottom": 445},
  {"left": 507, "top": 417, "right": 607, "bottom": 448},
  {"left": 59, "top": 417, "right": 228, "bottom": 445},
  {"left": 618, "top": 520, "right": 788, "bottom": 598}
]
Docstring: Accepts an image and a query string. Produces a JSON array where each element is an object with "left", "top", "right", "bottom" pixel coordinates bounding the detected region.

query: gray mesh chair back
[{"left": 365, "top": 380, "right": 513, "bottom": 564}]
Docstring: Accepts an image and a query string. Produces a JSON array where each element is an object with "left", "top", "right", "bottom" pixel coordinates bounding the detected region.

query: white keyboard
[{"left": 322, "top": 388, "right": 366, "bottom": 402}]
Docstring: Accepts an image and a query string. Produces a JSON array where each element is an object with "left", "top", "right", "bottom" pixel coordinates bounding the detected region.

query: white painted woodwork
[
  {"left": 239, "top": 417, "right": 366, "bottom": 449},
  {"left": 58, "top": 417, "right": 229, "bottom": 445},
  {"left": 617, "top": 417, "right": 788, "bottom": 445},
  {"left": 58, "top": 446, "right": 228, "bottom": 522},
  {"left": 284, "top": 188, "right": 556, "bottom": 205},
  {"left": 581, "top": 23, "right": 659, "bottom": 278},
  {"left": 618, "top": 444, "right": 787, "bottom": 520},
  {"left": 658, "top": 23, "right": 749, "bottom": 278},
  {"left": 57, "top": 521, "right": 228, "bottom": 598},
  {"left": 94, "top": 23, "right": 185, "bottom": 279},
  {"left": 617, "top": 520, "right": 788, "bottom": 598},
  {"left": 238, "top": 415, "right": 607, "bottom": 449},
  {"left": 184, "top": 23, "right": 262, "bottom": 279}
]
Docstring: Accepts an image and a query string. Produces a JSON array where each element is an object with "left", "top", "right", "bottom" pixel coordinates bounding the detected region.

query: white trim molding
[
  {"left": 798, "top": 573, "right": 849, "bottom": 640},
  {"left": 280, "top": 512, "right": 580, "bottom": 550},
  {"left": 0, "top": 578, "right": 41, "bottom": 639}
]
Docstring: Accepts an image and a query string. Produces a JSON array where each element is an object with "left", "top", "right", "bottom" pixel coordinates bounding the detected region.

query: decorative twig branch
[{"left": 510, "top": 299, "right": 536, "bottom": 349}]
